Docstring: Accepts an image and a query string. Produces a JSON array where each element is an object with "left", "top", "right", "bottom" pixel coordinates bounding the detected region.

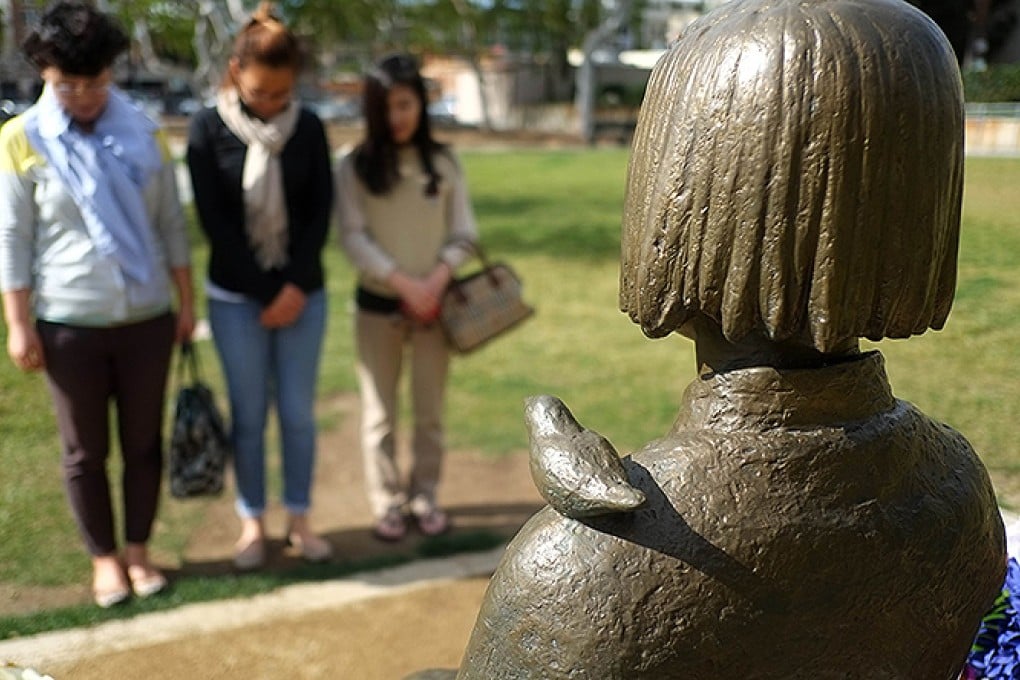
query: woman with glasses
[
  {"left": 336, "top": 54, "right": 478, "bottom": 541},
  {"left": 186, "top": 2, "right": 333, "bottom": 570},
  {"left": 0, "top": 1, "right": 194, "bottom": 607}
]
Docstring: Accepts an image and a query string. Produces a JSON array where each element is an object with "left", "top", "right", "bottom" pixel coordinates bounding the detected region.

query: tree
[
  {"left": 576, "top": 0, "right": 632, "bottom": 143},
  {"left": 288, "top": 0, "right": 605, "bottom": 80},
  {"left": 282, "top": 0, "right": 605, "bottom": 129},
  {"left": 95, "top": 0, "right": 629, "bottom": 120},
  {"left": 905, "top": 0, "right": 971, "bottom": 64}
]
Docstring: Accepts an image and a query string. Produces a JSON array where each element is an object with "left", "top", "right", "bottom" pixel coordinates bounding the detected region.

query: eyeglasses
[{"left": 52, "top": 79, "right": 109, "bottom": 98}]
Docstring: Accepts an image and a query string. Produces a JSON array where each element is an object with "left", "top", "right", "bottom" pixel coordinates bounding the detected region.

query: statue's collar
[{"left": 674, "top": 351, "right": 896, "bottom": 432}]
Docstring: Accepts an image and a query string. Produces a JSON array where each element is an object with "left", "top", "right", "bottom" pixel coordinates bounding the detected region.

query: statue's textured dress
[{"left": 457, "top": 352, "right": 1005, "bottom": 679}]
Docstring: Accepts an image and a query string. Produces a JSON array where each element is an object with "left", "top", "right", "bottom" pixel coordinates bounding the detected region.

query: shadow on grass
[{"left": 173, "top": 501, "right": 540, "bottom": 579}]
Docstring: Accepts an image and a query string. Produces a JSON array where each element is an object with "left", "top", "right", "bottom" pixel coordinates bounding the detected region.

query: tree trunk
[
  {"left": 449, "top": 0, "right": 493, "bottom": 131},
  {"left": 577, "top": 1, "right": 630, "bottom": 143}
]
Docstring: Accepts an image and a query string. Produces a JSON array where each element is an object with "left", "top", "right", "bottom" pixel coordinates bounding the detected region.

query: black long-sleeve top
[{"left": 186, "top": 105, "right": 334, "bottom": 306}]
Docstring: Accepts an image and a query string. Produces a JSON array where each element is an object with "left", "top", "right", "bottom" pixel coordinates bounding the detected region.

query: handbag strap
[
  {"left": 454, "top": 239, "right": 492, "bottom": 269},
  {"left": 451, "top": 239, "right": 502, "bottom": 288},
  {"left": 175, "top": 341, "right": 203, "bottom": 387}
]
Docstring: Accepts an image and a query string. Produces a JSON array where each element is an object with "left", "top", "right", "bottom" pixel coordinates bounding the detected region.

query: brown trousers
[{"left": 37, "top": 313, "right": 175, "bottom": 556}]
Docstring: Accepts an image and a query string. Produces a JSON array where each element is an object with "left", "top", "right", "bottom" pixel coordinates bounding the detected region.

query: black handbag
[
  {"left": 439, "top": 244, "right": 535, "bottom": 354},
  {"left": 168, "top": 342, "right": 231, "bottom": 498}
]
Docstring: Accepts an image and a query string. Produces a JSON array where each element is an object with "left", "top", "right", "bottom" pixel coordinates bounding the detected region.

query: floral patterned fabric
[{"left": 967, "top": 555, "right": 1020, "bottom": 678}]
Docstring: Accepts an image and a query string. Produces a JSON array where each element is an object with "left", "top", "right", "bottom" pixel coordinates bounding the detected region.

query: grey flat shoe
[
  {"left": 93, "top": 585, "right": 130, "bottom": 608},
  {"left": 233, "top": 538, "right": 266, "bottom": 571},
  {"left": 127, "top": 567, "right": 168, "bottom": 598},
  {"left": 286, "top": 530, "right": 334, "bottom": 563}
]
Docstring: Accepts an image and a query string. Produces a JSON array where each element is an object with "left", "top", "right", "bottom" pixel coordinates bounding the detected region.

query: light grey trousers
[{"left": 355, "top": 309, "right": 451, "bottom": 519}]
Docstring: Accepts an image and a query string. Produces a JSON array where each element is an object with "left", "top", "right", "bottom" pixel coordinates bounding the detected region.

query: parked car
[
  {"left": 174, "top": 97, "right": 204, "bottom": 116},
  {"left": 0, "top": 99, "right": 31, "bottom": 126},
  {"left": 428, "top": 97, "right": 458, "bottom": 127}
]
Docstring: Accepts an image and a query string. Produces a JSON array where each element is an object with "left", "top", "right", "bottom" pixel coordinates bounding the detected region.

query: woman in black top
[{"left": 186, "top": 2, "right": 333, "bottom": 570}]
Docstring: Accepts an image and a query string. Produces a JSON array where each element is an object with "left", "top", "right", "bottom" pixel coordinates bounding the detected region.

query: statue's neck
[{"left": 681, "top": 314, "right": 861, "bottom": 375}]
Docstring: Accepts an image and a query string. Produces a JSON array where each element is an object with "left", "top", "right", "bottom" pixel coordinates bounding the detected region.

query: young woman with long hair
[{"left": 336, "top": 54, "right": 478, "bottom": 541}]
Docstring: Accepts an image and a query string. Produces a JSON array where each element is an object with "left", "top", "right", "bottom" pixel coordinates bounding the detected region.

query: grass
[
  {"left": 1, "top": 149, "right": 1020, "bottom": 632},
  {"left": 865, "top": 156, "right": 1020, "bottom": 507}
]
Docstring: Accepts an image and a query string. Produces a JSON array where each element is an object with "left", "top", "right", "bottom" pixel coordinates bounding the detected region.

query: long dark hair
[{"left": 355, "top": 53, "right": 446, "bottom": 196}]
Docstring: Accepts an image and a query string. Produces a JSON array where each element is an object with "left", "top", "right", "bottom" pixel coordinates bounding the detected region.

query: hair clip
[{"left": 366, "top": 67, "right": 393, "bottom": 88}]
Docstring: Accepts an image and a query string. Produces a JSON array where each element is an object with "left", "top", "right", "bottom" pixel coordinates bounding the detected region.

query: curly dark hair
[{"left": 22, "top": 1, "right": 129, "bottom": 76}]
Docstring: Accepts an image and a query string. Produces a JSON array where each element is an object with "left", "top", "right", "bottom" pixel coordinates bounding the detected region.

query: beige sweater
[{"left": 336, "top": 146, "right": 478, "bottom": 298}]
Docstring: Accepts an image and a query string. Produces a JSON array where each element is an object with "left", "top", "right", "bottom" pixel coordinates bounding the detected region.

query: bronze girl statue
[{"left": 419, "top": 0, "right": 1006, "bottom": 676}]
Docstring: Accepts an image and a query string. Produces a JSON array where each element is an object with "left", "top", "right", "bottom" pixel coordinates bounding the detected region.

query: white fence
[{"left": 966, "top": 110, "right": 1020, "bottom": 156}]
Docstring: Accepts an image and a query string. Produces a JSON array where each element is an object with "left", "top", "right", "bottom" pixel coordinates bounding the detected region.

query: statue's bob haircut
[{"left": 619, "top": 0, "right": 964, "bottom": 353}]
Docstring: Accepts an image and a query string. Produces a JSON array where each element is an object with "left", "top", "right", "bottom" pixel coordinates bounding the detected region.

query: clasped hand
[
  {"left": 260, "top": 283, "right": 306, "bottom": 328},
  {"left": 389, "top": 265, "right": 451, "bottom": 324}
]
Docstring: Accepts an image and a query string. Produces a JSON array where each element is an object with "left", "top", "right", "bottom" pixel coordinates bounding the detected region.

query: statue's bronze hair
[{"left": 619, "top": 0, "right": 964, "bottom": 352}]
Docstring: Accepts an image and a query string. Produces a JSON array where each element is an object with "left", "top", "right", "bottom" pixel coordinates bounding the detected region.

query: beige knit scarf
[{"left": 216, "top": 88, "right": 299, "bottom": 270}]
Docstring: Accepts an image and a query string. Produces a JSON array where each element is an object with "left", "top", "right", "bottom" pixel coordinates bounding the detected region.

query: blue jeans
[{"left": 209, "top": 291, "right": 326, "bottom": 518}]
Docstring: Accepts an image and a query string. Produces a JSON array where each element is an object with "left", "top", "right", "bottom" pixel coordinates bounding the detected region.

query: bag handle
[
  {"left": 175, "top": 341, "right": 203, "bottom": 386},
  {"left": 457, "top": 240, "right": 491, "bottom": 269},
  {"left": 449, "top": 239, "right": 502, "bottom": 288}
]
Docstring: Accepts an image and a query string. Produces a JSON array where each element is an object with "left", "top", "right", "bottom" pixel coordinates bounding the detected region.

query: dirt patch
[
  {"left": 175, "top": 393, "right": 542, "bottom": 579},
  {"left": 0, "top": 584, "right": 92, "bottom": 618},
  {"left": 178, "top": 392, "right": 542, "bottom": 576}
]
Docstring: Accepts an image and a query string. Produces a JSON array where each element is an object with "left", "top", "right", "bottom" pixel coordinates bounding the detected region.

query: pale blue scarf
[{"left": 24, "top": 85, "right": 163, "bottom": 283}]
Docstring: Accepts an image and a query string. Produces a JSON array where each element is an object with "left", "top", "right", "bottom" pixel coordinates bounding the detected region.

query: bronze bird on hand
[{"left": 525, "top": 395, "right": 646, "bottom": 519}]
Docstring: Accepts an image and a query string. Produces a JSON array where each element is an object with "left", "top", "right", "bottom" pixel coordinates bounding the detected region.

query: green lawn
[
  {"left": 866, "top": 156, "right": 1020, "bottom": 506},
  {"left": 1, "top": 149, "right": 1019, "bottom": 613}
]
